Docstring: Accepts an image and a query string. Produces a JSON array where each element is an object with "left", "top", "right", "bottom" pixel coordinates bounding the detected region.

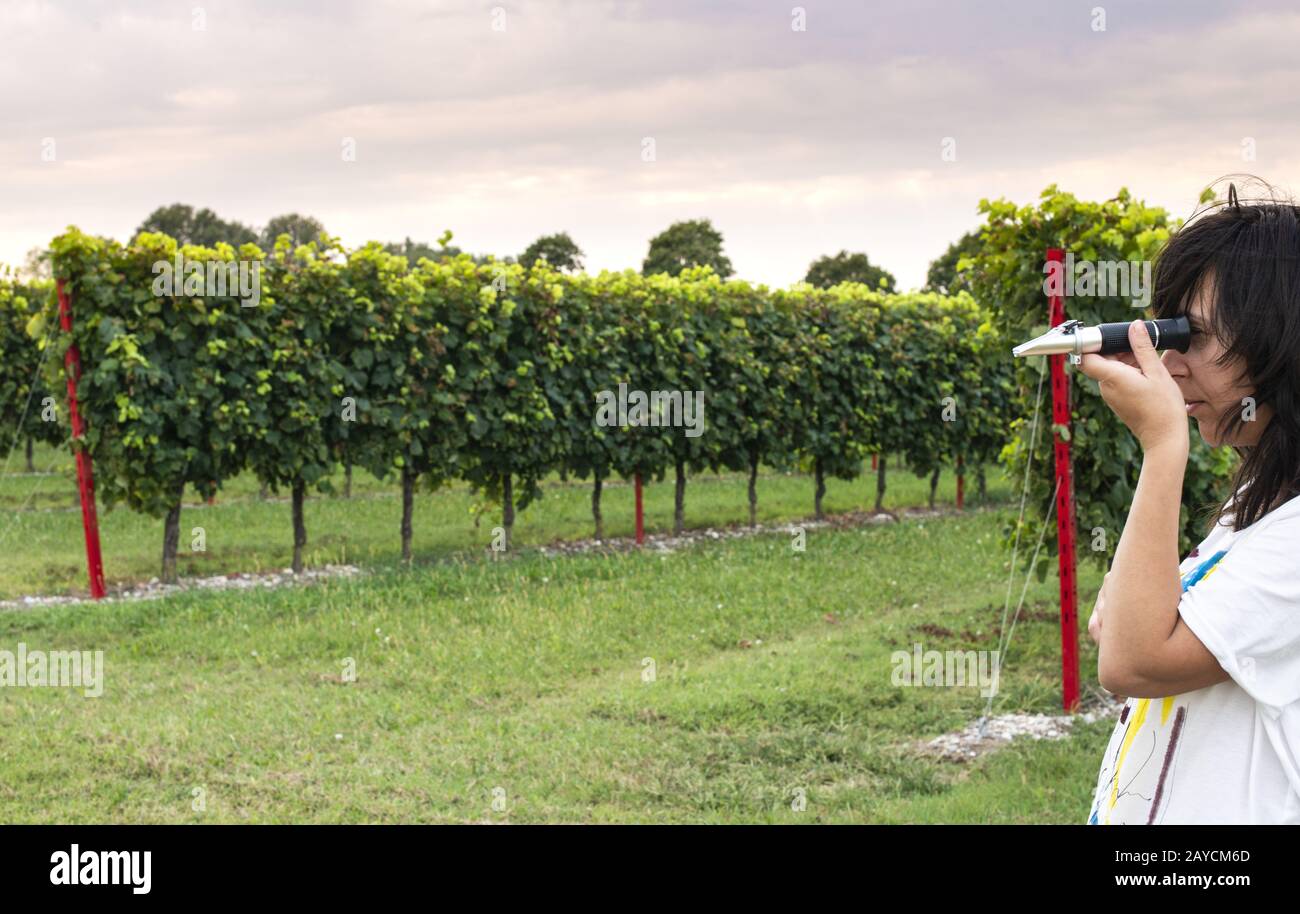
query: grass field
[
  {"left": 2, "top": 443, "right": 1007, "bottom": 600},
  {"left": 0, "top": 442, "right": 1112, "bottom": 823}
]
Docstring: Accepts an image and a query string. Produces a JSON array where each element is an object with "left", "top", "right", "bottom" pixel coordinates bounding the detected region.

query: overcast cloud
[{"left": 2, "top": 0, "right": 1296, "bottom": 287}]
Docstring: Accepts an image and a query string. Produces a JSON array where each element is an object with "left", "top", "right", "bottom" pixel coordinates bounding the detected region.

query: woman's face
[{"left": 1160, "top": 276, "right": 1272, "bottom": 447}]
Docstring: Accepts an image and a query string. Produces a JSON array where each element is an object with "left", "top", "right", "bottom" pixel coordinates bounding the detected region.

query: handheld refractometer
[{"left": 1011, "top": 316, "right": 1190, "bottom": 364}]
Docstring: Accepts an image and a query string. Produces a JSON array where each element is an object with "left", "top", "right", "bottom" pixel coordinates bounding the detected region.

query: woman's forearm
[{"left": 1098, "top": 441, "right": 1189, "bottom": 679}]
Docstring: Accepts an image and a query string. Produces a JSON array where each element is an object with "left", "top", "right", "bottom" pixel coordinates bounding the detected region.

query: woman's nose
[{"left": 1160, "top": 347, "right": 1189, "bottom": 377}]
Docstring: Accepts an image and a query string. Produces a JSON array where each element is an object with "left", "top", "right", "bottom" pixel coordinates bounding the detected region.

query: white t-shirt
[{"left": 1087, "top": 488, "right": 1300, "bottom": 824}]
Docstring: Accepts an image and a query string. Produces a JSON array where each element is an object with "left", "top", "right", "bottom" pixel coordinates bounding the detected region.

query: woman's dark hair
[{"left": 1151, "top": 176, "right": 1300, "bottom": 532}]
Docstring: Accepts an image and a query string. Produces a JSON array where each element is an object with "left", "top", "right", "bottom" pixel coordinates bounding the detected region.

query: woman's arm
[
  {"left": 1096, "top": 441, "right": 1229, "bottom": 696},
  {"left": 1079, "top": 321, "right": 1230, "bottom": 698}
]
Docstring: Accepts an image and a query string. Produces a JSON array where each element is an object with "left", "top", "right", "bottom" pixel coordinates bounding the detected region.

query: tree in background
[
  {"left": 643, "top": 219, "right": 733, "bottom": 278},
  {"left": 384, "top": 230, "right": 463, "bottom": 266},
  {"left": 885, "top": 292, "right": 992, "bottom": 509},
  {"left": 20, "top": 248, "right": 52, "bottom": 283},
  {"left": 695, "top": 273, "right": 803, "bottom": 527},
  {"left": 472, "top": 253, "right": 517, "bottom": 267},
  {"left": 550, "top": 269, "right": 640, "bottom": 540},
  {"left": 136, "top": 204, "right": 258, "bottom": 247},
  {"left": 648, "top": 270, "right": 724, "bottom": 535},
  {"left": 41, "top": 222, "right": 1028, "bottom": 578},
  {"left": 969, "top": 184, "right": 1233, "bottom": 566},
  {"left": 520, "top": 232, "right": 584, "bottom": 272},
  {"left": 804, "top": 250, "right": 896, "bottom": 292},
  {"left": 261, "top": 213, "right": 326, "bottom": 250},
  {"left": 0, "top": 273, "right": 63, "bottom": 472},
  {"left": 47, "top": 229, "right": 262, "bottom": 582},
  {"left": 777, "top": 287, "right": 882, "bottom": 519},
  {"left": 245, "top": 235, "right": 352, "bottom": 575},
  {"left": 924, "top": 230, "right": 982, "bottom": 296},
  {"left": 334, "top": 243, "right": 464, "bottom": 563},
  {"left": 436, "top": 257, "right": 568, "bottom": 551}
]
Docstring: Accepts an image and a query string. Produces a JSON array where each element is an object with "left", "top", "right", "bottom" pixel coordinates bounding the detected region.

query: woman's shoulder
[
  {"left": 1214, "top": 492, "right": 1300, "bottom": 559},
  {"left": 1218, "top": 483, "right": 1300, "bottom": 531},
  {"left": 1190, "top": 489, "right": 1300, "bottom": 566}
]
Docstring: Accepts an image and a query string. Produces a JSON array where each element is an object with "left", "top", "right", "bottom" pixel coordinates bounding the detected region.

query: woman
[{"left": 1080, "top": 185, "right": 1300, "bottom": 824}]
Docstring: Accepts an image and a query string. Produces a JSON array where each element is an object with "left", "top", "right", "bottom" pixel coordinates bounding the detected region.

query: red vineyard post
[
  {"left": 1046, "top": 247, "right": 1080, "bottom": 712},
  {"left": 956, "top": 454, "right": 964, "bottom": 510},
  {"left": 57, "top": 279, "right": 107, "bottom": 599},
  {"left": 634, "top": 473, "right": 645, "bottom": 545}
]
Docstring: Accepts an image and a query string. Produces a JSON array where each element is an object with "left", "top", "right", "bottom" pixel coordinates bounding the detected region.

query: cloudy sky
[{"left": 2, "top": 0, "right": 1296, "bottom": 288}]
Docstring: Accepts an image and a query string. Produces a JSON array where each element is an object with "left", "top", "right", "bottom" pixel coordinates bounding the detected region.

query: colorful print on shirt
[{"left": 1086, "top": 548, "right": 1229, "bottom": 825}]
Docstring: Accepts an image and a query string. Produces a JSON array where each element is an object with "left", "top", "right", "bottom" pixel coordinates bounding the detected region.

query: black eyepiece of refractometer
[{"left": 1097, "top": 315, "right": 1191, "bottom": 355}]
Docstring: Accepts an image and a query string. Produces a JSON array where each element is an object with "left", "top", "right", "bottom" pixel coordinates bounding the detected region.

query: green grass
[
  {"left": 0, "top": 504, "right": 1109, "bottom": 823},
  {"left": 0, "top": 443, "right": 1010, "bottom": 600},
  {"left": 0, "top": 440, "right": 1112, "bottom": 823}
]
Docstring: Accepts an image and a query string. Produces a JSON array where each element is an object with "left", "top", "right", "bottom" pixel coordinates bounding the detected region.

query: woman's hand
[
  {"left": 1077, "top": 319, "right": 1189, "bottom": 455},
  {"left": 1088, "top": 571, "right": 1110, "bottom": 645}
]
